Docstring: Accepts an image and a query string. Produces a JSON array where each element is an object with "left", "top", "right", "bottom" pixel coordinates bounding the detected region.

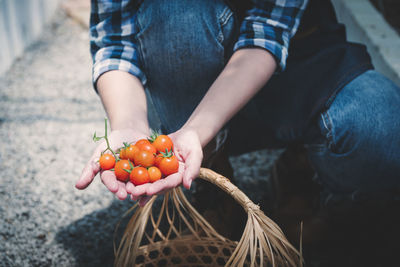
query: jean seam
[
  {"left": 321, "top": 111, "right": 335, "bottom": 151},
  {"left": 219, "top": 6, "right": 233, "bottom": 27},
  {"left": 217, "top": 6, "right": 233, "bottom": 45}
]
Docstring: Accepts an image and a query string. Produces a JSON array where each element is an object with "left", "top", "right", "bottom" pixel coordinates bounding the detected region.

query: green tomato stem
[{"left": 103, "top": 118, "right": 118, "bottom": 160}]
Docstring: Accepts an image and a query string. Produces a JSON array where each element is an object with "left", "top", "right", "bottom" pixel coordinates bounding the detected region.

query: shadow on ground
[{"left": 55, "top": 200, "right": 134, "bottom": 267}]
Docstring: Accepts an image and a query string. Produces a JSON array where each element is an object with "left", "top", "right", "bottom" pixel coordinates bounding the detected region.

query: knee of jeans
[
  {"left": 322, "top": 71, "right": 400, "bottom": 156},
  {"left": 136, "top": 0, "right": 236, "bottom": 59}
]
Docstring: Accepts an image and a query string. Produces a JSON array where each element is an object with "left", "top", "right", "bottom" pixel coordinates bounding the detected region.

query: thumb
[{"left": 75, "top": 153, "right": 101, "bottom": 189}]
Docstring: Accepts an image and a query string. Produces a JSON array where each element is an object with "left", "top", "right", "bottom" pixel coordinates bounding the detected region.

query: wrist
[
  {"left": 97, "top": 70, "right": 151, "bottom": 136},
  {"left": 110, "top": 119, "right": 150, "bottom": 135},
  {"left": 183, "top": 119, "right": 220, "bottom": 148}
]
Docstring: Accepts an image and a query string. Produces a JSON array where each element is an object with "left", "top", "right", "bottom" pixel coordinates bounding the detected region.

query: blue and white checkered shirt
[{"left": 90, "top": 0, "right": 308, "bottom": 87}]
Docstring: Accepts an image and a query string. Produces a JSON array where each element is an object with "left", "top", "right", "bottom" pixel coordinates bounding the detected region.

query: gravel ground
[{"left": 0, "top": 13, "right": 281, "bottom": 267}]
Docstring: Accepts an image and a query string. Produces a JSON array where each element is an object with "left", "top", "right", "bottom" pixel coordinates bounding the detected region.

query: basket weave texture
[{"left": 115, "top": 168, "right": 301, "bottom": 267}]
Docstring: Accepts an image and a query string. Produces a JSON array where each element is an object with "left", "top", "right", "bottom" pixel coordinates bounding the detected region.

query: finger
[
  {"left": 75, "top": 143, "right": 104, "bottom": 189},
  {"left": 100, "top": 170, "right": 119, "bottom": 193},
  {"left": 146, "top": 170, "right": 183, "bottom": 196},
  {"left": 115, "top": 181, "right": 128, "bottom": 200},
  {"left": 139, "top": 196, "right": 152, "bottom": 207},
  {"left": 75, "top": 161, "right": 100, "bottom": 189},
  {"left": 130, "top": 183, "right": 151, "bottom": 198},
  {"left": 173, "top": 147, "right": 184, "bottom": 162},
  {"left": 125, "top": 182, "right": 134, "bottom": 195},
  {"left": 182, "top": 150, "right": 202, "bottom": 189}
]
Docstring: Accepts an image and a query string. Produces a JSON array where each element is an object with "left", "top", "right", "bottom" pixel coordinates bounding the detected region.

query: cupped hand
[
  {"left": 129, "top": 127, "right": 203, "bottom": 206},
  {"left": 75, "top": 128, "right": 148, "bottom": 200}
]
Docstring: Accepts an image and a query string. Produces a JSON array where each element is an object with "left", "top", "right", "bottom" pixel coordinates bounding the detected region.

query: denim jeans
[
  {"left": 136, "top": 0, "right": 400, "bottom": 204},
  {"left": 306, "top": 70, "right": 400, "bottom": 207}
]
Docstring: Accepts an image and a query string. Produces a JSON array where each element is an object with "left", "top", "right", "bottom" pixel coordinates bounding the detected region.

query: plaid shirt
[{"left": 90, "top": 0, "right": 309, "bottom": 87}]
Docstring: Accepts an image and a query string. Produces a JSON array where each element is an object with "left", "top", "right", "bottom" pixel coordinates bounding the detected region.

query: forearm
[
  {"left": 184, "top": 48, "right": 276, "bottom": 147},
  {"left": 97, "top": 70, "right": 150, "bottom": 134}
]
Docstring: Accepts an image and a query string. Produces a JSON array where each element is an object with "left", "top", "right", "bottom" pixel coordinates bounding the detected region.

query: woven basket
[{"left": 114, "top": 168, "right": 301, "bottom": 267}]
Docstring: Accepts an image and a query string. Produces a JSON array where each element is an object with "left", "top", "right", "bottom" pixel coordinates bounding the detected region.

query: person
[{"left": 75, "top": 0, "right": 400, "bottom": 225}]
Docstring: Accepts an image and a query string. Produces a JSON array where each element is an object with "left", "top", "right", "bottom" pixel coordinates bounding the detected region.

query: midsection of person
[{"left": 76, "top": 0, "right": 400, "bottom": 204}]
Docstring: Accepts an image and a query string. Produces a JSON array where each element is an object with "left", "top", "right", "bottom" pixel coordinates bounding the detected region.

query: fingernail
[
  {"left": 187, "top": 179, "right": 192, "bottom": 189},
  {"left": 111, "top": 182, "right": 118, "bottom": 191},
  {"left": 126, "top": 183, "right": 133, "bottom": 194}
]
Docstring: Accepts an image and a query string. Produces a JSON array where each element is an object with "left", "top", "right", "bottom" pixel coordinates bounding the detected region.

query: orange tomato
[
  {"left": 152, "top": 135, "right": 173, "bottom": 153},
  {"left": 148, "top": 166, "right": 162, "bottom": 182},
  {"left": 136, "top": 142, "right": 157, "bottom": 154},
  {"left": 130, "top": 167, "right": 150, "bottom": 185},
  {"left": 154, "top": 154, "right": 163, "bottom": 167},
  {"left": 114, "top": 160, "right": 131, "bottom": 182},
  {"left": 99, "top": 154, "right": 115, "bottom": 170},
  {"left": 125, "top": 145, "right": 139, "bottom": 162},
  {"left": 133, "top": 150, "right": 155, "bottom": 168},
  {"left": 159, "top": 155, "right": 179, "bottom": 176},
  {"left": 135, "top": 139, "right": 151, "bottom": 147}
]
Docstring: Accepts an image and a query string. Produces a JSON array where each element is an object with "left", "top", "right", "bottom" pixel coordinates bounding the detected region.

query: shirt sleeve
[
  {"left": 90, "top": 0, "right": 146, "bottom": 90},
  {"left": 233, "top": 0, "right": 309, "bottom": 72}
]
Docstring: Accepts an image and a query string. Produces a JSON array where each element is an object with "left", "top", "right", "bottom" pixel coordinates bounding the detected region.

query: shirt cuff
[
  {"left": 92, "top": 58, "right": 147, "bottom": 91},
  {"left": 233, "top": 38, "right": 288, "bottom": 73}
]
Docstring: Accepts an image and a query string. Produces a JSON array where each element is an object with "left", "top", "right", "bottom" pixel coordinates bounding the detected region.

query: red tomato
[
  {"left": 114, "top": 160, "right": 132, "bottom": 182},
  {"left": 159, "top": 155, "right": 179, "bottom": 176},
  {"left": 125, "top": 145, "right": 139, "bottom": 162},
  {"left": 99, "top": 154, "right": 115, "bottom": 170},
  {"left": 133, "top": 150, "right": 155, "bottom": 168},
  {"left": 148, "top": 166, "right": 162, "bottom": 182},
  {"left": 152, "top": 135, "right": 173, "bottom": 153},
  {"left": 130, "top": 167, "right": 150, "bottom": 185}
]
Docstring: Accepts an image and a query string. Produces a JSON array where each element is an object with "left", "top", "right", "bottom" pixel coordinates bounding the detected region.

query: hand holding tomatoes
[
  {"left": 78, "top": 119, "right": 195, "bottom": 205},
  {"left": 94, "top": 125, "right": 180, "bottom": 189},
  {"left": 75, "top": 119, "right": 150, "bottom": 201},
  {"left": 130, "top": 127, "right": 202, "bottom": 206}
]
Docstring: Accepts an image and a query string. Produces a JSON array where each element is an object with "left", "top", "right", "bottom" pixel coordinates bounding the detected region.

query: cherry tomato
[
  {"left": 114, "top": 160, "right": 132, "bottom": 182},
  {"left": 152, "top": 135, "right": 173, "bottom": 153},
  {"left": 135, "top": 139, "right": 151, "bottom": 147},
  {"left": 159, "top": 155, "right": 179, "bottom": 176},
  {"left": 133, "top": 150, "right": 155, "bottom": 168},
  {"left": 99, "top": 154, "right": 115, "bottom": 170},
  {"left": 148, "top": 166, "right": 162, "bottom": 182},
  {"left": 125, "top": 145, "right": 139, "bottom": 162},
  {"left": 154, "top": 154, "right": 163, "bottom": 167},
  {"left": 119, "top": 148, "right": 127, "bottom": 160},
  {"left": 130, "top": 167, "right": 150, "bottom": 186},
  {"left": 136, "top": 142, "right": 157, "bottom": 154}
]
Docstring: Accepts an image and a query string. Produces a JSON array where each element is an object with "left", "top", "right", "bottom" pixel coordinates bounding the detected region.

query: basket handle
[{"left": 198, "top": 167, "right": 260, "bottom": 213}]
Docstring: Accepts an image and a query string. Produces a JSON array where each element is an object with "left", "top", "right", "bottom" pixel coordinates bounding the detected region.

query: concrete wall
[
  {"left": 0, "top": 0, "right": 60, "bottom": 76},
  {"left": 331, "top": 0, "right": 400, "bottom": 86}
]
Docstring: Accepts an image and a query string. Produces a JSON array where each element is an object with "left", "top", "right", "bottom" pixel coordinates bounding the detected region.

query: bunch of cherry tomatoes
[{"left": 94, "top": 119, "right": 179, "bottom": 186}]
